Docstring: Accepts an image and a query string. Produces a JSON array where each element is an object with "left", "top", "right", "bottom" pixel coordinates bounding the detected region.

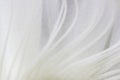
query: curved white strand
[{"left": 41, "top": 0, "right": 67, "bottom": 51}]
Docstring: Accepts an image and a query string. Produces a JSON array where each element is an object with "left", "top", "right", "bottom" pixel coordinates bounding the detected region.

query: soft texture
[{"left": 0, "top": 0, "right": 120, "bottom": 80}]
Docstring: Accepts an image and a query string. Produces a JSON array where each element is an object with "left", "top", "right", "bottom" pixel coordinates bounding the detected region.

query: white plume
[{"left": 0, "top": 0, "right": 120, "bottom": 80}]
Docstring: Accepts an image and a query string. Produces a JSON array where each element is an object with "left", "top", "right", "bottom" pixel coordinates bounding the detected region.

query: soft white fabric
[{"left": 0, "top": 0, "right": 120, "bottom": 80}]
